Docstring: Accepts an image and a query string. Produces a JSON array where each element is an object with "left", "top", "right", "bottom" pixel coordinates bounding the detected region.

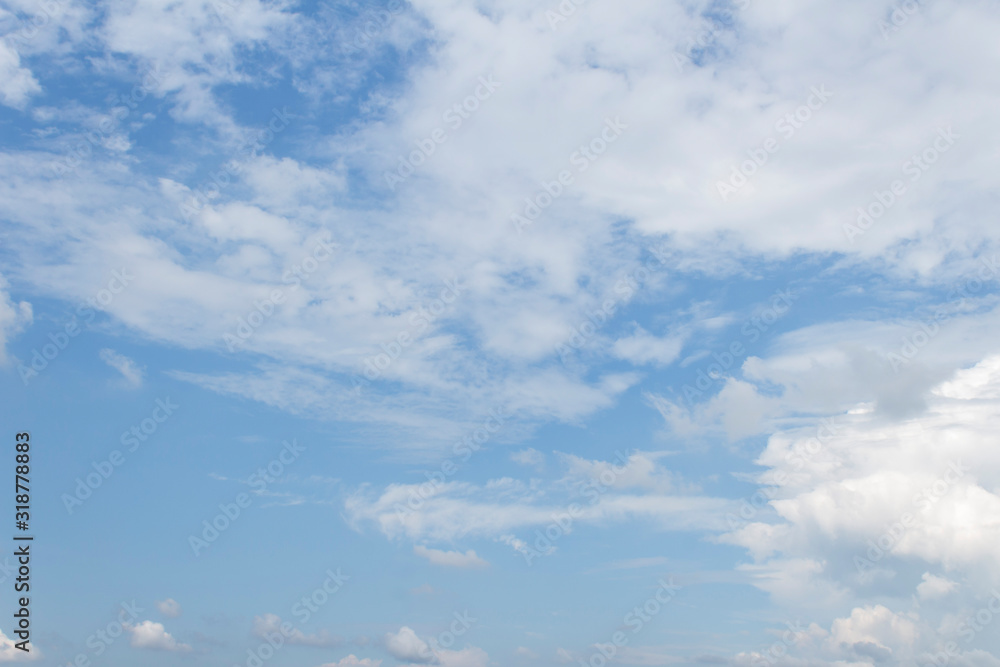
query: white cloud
[
  {"left": 917, "top": 573, "right": 958, "bottom": 601},
  {"left": 0, "top": 275, "right": 31, "bottom": 365},
  {"left": 715, "top": 353, "right": 1000, "bottom": 619},
  {"left": 346, "top": 452, "right": 728, "bottom": 547},
  {"left": 413, "top": 545, "right": 489, "bottom": 569},
  {"left": 826, "top": 605, "right": 918, "bottom": 662},
  {"left": 0, "top": 626, "right": 40, "bottom": 661},
  {"left": 318, "top": 657, "right": 381, "bottom": 667},
  {"left": 611, "top": 326, "right": 685, "bottom": 366},
  {"left": 384, "top": 626, "right": 488, "bottom": 667},
  {"left": 433, "top": 646, "right": 489, "bottom": 667},
  {"left": 1, "top": 0, "right": 999, "bottom": 664},
  {"left": 510, "top": 448, "right": 545, "bottom": 468},
  {"left": 155, "top": 598, "right": 181, "bottom": 618},
  {"left": 101, "top": 0, "right": 293, "bottom": 130},
  {"left": 0, "top": 0, "right": 997, "bottom": 457},
  {"left": 99, "top": 348, "right": 144, "bottom": 387},
  {"left": 0, "top": 41, "right": 41, "bottom": 109},
  {"left": 126, "top": 620, "right": 190, "bottom": 652},
  {"left": 557, "top": 450, "right": 688, "bottom": 493},
  {"left": 384, "top": 626, "right": 431, "bottom": 663}
]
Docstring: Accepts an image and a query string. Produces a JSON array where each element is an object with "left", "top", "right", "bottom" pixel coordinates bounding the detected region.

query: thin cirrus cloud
[
  {"left": 413, "top": 545, "right": 489, "bottom": 569},
  {"left": 318, "top": 657, "right": 382, "bottom": 667},
  {"left": 99, "top": 348, "right": 144, "bottom": 387}
]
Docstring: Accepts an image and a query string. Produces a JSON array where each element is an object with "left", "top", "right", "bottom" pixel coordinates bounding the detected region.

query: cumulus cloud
[
  {"left": 0, "top": 626, "right": 40, "bottom": 661},
  {"left": 384, "top": 626, "right": 488, "bottom": 667},
  {"left": 384, "top": 626, "right": 431, "bottom": 663},
  {"left": 719, "top": 355, "right": 1000, "bottom": 604},
  {"left": 917, "top": 573, "right": 958, "bottom": 602},
  {"left": 126, "top": 620, "right": 190, "bottom": 652}
]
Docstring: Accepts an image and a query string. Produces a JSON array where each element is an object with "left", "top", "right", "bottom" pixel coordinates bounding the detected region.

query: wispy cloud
[{"left": 99, "top": 348, "right": 144, "bottom": 387}]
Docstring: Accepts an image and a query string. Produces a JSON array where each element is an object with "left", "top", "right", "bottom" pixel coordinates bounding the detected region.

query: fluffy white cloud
[
  {"left": 384, "top": 626, "right": 488, "bottom": 667},
  {"left": 698, "top": 351, "right": 1000, "bottom": 666},
  {"left": 0, "top": 626, "right": 39, "bottom": 661},
  {"left": 917, "top": 573, "right": 958, "bottom": 602},
  {"left": 385, "top": 626, "right": 431, "bottom": 663},
  {"left": 413, "top": 545, "right": 489, "bottom": 569},
  {"left": 826, "top": 605, "right": 919, "bottom": 662},
  {"left": 126, "top": 620, "right": 190, "bottom": 652}
]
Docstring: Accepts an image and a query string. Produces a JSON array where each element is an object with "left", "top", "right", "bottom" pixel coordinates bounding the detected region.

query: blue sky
[{"left": 1, "top": 0, "right": 1000, "bottom": 666}]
